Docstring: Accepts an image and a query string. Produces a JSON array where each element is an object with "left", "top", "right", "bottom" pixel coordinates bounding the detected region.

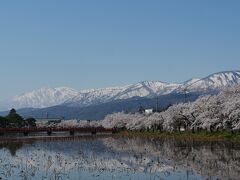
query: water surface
[{"left": 0, "top": 135, "right": 239, "bottom": 180}]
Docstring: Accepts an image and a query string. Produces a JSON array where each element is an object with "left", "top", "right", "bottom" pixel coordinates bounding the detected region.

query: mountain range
[{"left": 0, "top": 70, "right": 239, "bottom": 119}]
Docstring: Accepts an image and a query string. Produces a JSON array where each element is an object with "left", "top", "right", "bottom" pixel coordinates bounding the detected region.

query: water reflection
[{"left": 0, "top": 136, "right": 239, "bottom": 179}]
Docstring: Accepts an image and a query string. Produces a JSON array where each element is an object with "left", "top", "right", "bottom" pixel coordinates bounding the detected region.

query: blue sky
[{"left": 0, "top": 0, "right": 239, "bottom": 99}]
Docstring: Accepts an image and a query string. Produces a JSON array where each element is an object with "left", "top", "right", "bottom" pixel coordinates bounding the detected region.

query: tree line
[{"left": 0, "top": 109, "right": 36, "bottom": 128}]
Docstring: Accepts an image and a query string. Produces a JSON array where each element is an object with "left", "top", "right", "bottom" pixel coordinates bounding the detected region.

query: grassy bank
[{"left": 115, "top": 130, "right": 240, "bottom": 141}]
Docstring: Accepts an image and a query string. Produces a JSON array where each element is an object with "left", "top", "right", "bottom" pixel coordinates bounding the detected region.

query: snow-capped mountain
[
  {"left": 64, "top": 81, "right": 180, "bottom": 107},
  {"left": 0, "top": 70, "right": 239, "bottom": 111},
  {"left": 65, "top": 71, "right": 240, "bottom": 107},
  {"left": 0, "top": 87, "right": 79, "bottom": 111},
  {"left": 176, "top": 71, "right": 240, "bottom": 93}
]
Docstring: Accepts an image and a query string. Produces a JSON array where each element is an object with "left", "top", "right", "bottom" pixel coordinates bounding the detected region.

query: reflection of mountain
[{"left": 0, "top": 136, "right": 239, "bottom": 179}]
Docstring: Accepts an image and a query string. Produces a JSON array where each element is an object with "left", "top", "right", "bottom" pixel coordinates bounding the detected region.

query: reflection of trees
[
  {"left": 0, "top": 139, "right": 35, "bottom": 156},
  {"left": 0, "top": 141, "right": 23, "bottom": 156},
  {"left": 104, "top": 137, "right": 240, "bottom": 179},
  {"left": 0, "top": 137, "right": 239, "bottom": 179}
]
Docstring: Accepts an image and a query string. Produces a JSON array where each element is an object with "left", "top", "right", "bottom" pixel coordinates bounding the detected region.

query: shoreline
[
  {"left": 0, "top": 130, "right": 240, "bottom": 142},
  {"left": 0, "top": 134, "right": 114, "bottom": 143},
  {"left": 114, "top": 130, "right": 240, "bottom": 142}
]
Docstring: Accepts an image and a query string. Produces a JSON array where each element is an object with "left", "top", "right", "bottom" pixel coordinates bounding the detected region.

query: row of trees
[
  {"left": 101, "top": 86, "right": 240, "bottom": 132},
  {"left": 0, "top": 109, "right": 36, "bottom": 128}
]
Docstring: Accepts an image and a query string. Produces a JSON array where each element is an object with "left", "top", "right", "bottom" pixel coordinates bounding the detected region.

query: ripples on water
[{"left": 0, "top": 135, "right": 239, "bottom": 180}]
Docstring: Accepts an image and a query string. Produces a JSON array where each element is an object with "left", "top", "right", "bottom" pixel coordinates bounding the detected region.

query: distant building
[
  {"left": 144, "top": 109, "right": 153, "bottom": 115},
  {"left": 35, "top": 118, "right": 63, "bottom": 125},
  {"left": 180, "top": 126, "right": 186, "bottom": 132}
]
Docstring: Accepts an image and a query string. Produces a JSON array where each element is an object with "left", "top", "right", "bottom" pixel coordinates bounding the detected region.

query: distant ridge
[{"left": 0, "top": 70, "right": 239, "bottom": 111}]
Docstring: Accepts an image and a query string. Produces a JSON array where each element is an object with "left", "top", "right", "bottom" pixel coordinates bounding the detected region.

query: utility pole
[
  {"left": 156, "top": 96, "right": 159, "bottom": 112},
  {"left": 183, "top": 79, "right": 201, "bottom": 103},
  {"left": 184, "top": 88, "right": 187, "bottom": 103}
]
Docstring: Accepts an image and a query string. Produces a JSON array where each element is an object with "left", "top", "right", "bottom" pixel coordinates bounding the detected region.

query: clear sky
[{"left": 0, "top": 0, "right": 239, "bottom": 99}]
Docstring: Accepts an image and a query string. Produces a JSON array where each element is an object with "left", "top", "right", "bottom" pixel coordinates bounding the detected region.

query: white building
[{"left": 144, "top": 109, "right": 153, "bottom": 115}]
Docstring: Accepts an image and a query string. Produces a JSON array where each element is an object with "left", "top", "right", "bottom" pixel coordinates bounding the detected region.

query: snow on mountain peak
[
  {"left": 0, "top": 87, "right": 79, "bottom": 110},
  {"left": 64, "top": 80, "right": 180, "bottom": 107},
  {"left": 204, "top": 71, "right": 240, "bottom": 87},
  {"left": 0, "top": 70, "right": 239, "bottom": 111},
  {"left": 176, "top": 71, "right": 240, "bottom": 92}
]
